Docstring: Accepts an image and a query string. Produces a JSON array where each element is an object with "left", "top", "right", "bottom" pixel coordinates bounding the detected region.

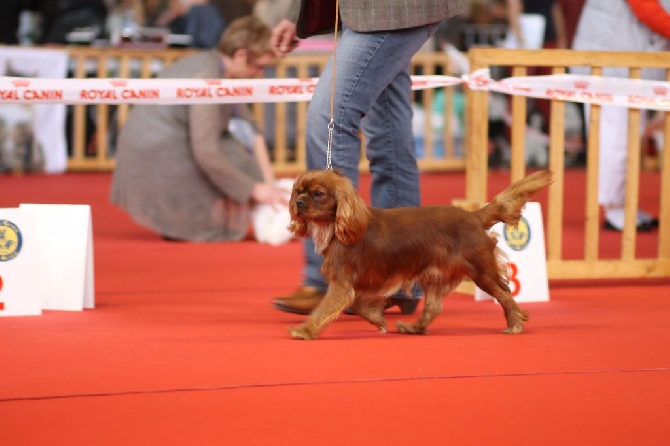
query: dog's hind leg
[
  {"left": 466, "top": 246, "right": 528, "bottom": 334},
  {"left": 396, "top": 283, "right": 449, "bottom": 335},
  {"left": 472, "top": 270, "right": 528, "bottom": 334},
  {"left": 288, "top": 282, "right": 354, "bottom": 340},
  {"left": 352, "top": 298, "right": 388, "bottom": 333}
]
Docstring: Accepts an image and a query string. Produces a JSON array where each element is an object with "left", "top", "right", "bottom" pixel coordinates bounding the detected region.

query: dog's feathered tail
[{"left": 475, "top": 170, "right": 553, "bottom": 229}]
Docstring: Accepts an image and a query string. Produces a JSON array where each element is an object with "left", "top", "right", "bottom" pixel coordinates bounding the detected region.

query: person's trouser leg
[
  {"left": 585, "top": 104, "right": 654, "bottom": 229},
  {"left": 363, "top": 67, "right": 420, "bottom": 210},
  {"left": 302, "top": 23, "right": 440, "bottom": 290},
  {"left": 361, "top": 67, "right": 423, "bottom": 299},
  {"left": 596, "top": 105, "right": 628, "bottom": 208}
]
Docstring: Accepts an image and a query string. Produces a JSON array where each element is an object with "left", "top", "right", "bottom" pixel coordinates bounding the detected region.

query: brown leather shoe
[{"left": 273, "top": 286, "right": 325, "bottom": 315}]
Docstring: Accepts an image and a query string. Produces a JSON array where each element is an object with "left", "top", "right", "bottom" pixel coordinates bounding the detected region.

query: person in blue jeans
[{"left": 271, "top": 0, "right": 466, "bottom": 315}]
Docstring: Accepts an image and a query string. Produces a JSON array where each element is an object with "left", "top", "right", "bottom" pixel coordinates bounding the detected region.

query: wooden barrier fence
[
  {"left": 66, "top": 47, "right": 197, "bottom": 171},
  {"left": 64, "top": 47, "right": 461, "bottom": 174},
  {"left": 465, "top": 48, "right": 670, "bottom": 280},
  {"left": 17, "top": 46, "right": 670, "bottom": 282}
]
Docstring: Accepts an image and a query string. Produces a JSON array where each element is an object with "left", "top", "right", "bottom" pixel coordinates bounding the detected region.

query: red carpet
[{"left": 0, "top": 170, "right": 668, "bottom": 445}]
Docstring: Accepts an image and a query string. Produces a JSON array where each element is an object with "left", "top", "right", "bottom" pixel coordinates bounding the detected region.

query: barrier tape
[
  {"left": 464, "top": 69, "right": 670, "bottom": 111},
  {"left": 1, "top": 70, "right": 670, "bottom": 110},
  {"left": 0, "top": 75, "right": 460, "bottom": 105}
]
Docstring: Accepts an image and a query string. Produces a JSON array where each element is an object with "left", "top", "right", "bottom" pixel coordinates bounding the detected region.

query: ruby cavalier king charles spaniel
[{"left": 287, "top": 169, "right": 553, "bottom": 340}]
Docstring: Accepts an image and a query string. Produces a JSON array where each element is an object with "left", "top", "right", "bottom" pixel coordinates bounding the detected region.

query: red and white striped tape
[
  {"left": 0, "top": 76, "right": 318, "bottom": 104},
  {"left": 2, "top": 70, "right": 670, "bottom": 110},
  {"left": 0, "top": 75, "right": 460, "bottom": 105},
  {"left": 465, "top": 69, "right": 670, "bottom": 111}
]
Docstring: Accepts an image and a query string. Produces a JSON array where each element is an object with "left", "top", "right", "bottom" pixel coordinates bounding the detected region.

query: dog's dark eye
[{"left": 313, "top": 190, "right": 325, "bottom": 197}]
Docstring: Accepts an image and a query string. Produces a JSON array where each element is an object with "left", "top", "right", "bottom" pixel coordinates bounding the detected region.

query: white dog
[{"left": 252, "top": 177, "right": 294, "bottom": 246}]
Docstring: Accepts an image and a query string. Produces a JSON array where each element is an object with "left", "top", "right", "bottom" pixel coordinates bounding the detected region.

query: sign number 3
[{"left": 508, "top": 262, "right": 521, "bottom": 297}]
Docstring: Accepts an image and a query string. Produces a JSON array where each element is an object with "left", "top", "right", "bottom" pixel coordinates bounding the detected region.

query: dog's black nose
[{"left": 296, "top": 198, "right": 305, "bottom": 208}]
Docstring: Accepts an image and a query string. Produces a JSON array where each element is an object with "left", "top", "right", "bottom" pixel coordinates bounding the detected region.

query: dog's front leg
[
  {"left": 397, "top": 283, "right": 449, "bottom": 335},
  {"left": 288, "top": 282, "right": 355, "bottom": 340}
]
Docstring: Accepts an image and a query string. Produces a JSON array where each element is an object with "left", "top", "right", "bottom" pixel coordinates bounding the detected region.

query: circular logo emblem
[
  {"left": 0, "top": 220, "right": 23, "bottom": 262},
  {"left": 503, "top": 216, "right": 531, "bottom": 251}
]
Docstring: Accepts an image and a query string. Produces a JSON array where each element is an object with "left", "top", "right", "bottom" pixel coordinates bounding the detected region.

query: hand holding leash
[{"left": 271, "top": 20, "right": 299, "bottom": 56}]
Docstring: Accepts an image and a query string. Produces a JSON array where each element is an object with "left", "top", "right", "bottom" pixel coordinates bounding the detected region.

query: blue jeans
[{"left": 302, "top": 22, "right": 441, "bottom": 294}]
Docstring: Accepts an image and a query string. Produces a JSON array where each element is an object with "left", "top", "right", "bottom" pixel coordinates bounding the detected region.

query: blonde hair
[{"left": 217, "top": 15, "right": 273, "bottom": 58}]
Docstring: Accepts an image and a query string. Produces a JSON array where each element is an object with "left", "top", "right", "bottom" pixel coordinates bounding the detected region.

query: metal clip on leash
[
  {"left": 326, "top": 119, "right": 334, "bottom": 170},
  {"left": 325, "top": 0, "right": 340, "bottom": 171}
]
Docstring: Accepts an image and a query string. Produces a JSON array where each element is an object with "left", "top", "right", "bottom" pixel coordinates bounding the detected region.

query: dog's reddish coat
[{"left": 288, "top": 169, "right": 553, "bottom": 340}]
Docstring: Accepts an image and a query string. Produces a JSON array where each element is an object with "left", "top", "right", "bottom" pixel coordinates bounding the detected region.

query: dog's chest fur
[{"left": 308, "top": 221, "right": 334, "bottom": 254}]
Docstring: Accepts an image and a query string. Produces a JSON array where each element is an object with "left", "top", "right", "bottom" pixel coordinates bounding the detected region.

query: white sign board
[
  {"left": 0, "top": 208, "right": 44, "bottom": 316},
  {"left": 0, "top": 204, "right": 94, "bottom": 316},
  {"left": 475, "top": 202, "right": 549, "bottom": 303}
]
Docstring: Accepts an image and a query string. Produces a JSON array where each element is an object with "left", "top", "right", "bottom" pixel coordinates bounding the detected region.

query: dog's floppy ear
[
  {"left": 288, "top": 216, "right": 309, "bottom": 238},
  {"left": 334, "top": 177, "right": 371, "bottom": 245},
  {"left": 288, "top": 173, "right": 309, "bottom": 238}
]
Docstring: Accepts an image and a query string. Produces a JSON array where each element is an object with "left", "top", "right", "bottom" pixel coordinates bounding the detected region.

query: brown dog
[{"left": 287, "top": 169, "right": 553, "bottom": 340}]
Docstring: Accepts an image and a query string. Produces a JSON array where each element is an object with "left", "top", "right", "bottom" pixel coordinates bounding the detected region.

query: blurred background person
[
  {"left": 0, "top": 0, "right": 35, "bottom": 45},
  {"left": 211, "top": 0, "right": 255, "bottom": 24},
  {"left": 141, "top": 0, "right": 186, "bottom": 30},
  {"left": 108, "top": 0, "right": 226, "bottom": 48},
  {"left": 111, "top": 16, "right": 289, "bottom": 242},
  {"left": 182, "top": 0, "right": 227, "bottom": 48},
  {"left": 506, "top": 0, "right": 568, "bottom": 163},
  {"left": 436, "top": 0, "right": 509, "bottom": 52},
  {"left": 557, "top": 0, "right": 585, "bottom": 49},
  {"left": 507, "top": 0, "right": 567, "bottom": 49},
  {"left": 572, "top": 0, "right": 669, "bottom": 231},
  {"left": 34, "top": 0, "right": 109, "bottom": 44},
  {"left": 253, "top": 0, "right": 292, "bottom": 28}
]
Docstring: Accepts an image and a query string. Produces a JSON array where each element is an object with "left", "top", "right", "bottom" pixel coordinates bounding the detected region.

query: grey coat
[
  {"left": 110, "top": 51, "right": 263, "bottom": 241},
  {"left": 289, "top": 0, "right": 465, "bottom": 37}
]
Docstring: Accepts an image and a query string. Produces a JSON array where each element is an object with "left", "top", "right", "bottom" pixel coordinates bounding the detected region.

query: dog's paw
[
  {"left": 369, "top": 319, "right": 387, "bottom": 334},
  {"left": 502, "top": 324, "right": 524, "bottom": 334},
  {"left": 396, "top": 321, "right": 427, "bottom": 335},
  {"left": 288, "top": 326, "right": 317, "bottom": 340},
  {"left": 502, "top": 307, "right": 528, "bottom": 334}
]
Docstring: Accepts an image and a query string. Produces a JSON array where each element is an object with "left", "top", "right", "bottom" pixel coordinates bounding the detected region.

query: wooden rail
[
  {"left": 63, "top": 48, "right": 461, "bottom": 174},
  {"left": 66, "top": 47, "right": 196, "bottom": 171},
  {"left": 9, "top": 46, "right": 670, "bottom": 282},
  {"left": 466, "top": 48, "right": 670, "bottom": 280}
]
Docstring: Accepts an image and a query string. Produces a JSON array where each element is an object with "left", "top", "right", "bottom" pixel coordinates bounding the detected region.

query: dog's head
[{"left": 289, "top": 169, "right": 371, "bottom": 245}]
